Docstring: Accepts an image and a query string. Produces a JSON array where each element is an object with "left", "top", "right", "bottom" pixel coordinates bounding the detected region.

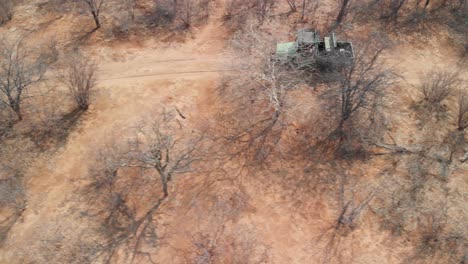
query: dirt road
[{"left": 98, "top": 57, "right": 239, "bottom": 81}]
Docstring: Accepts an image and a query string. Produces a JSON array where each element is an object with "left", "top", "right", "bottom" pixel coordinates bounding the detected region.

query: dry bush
[
  {"left": 0, "top": 137, "right": 35, "bottom": 242},
  {"left": 0, "top": 0, "right": 14, "bottom": 26},
  {"left": 378, "top": 0, "right": 408, "bottom": 23},
  {"left": 58, "top": 54, "right": 97, "bottom": 111},
  {"left": 399, "top": 1, "right": 468, "bottom": 35},
  {"left": 252, "top": 0, "right": 278, "bottom": 24},
  {"left": 223, "top": 0, "right": 251, "bottom": 29},
  {"left": 26, "top": 87, "right": 83, "bottom": 150},
  {"left": 177, "top": 0, "right": 211, "bottom": 28},
  {"left": 39, "top": 0, "right": 73, "bottom": 13},
  {"left": 420, "top": 70, "right": 461, "bottom": 105},
  {"left": 182, "top": 187, "right": 268, "bottom": 263},
  {"left": 110, "top": 12, "right": 132, "bottom": 38},
  {"left": 305, "top": 162, "right": 391, "bottom": 264},
  {"left": 402, "top": 7, "right": 437, "bottom": 32},
  {"left": 224, "top": 0, "right": 278, "bottom": 30},
  {"left": 413, "top": 70, "right": 462, "bottom": 125},
  {"left": 0, "top": 102, "right": 15, "bottom": 138},
  {"left": 448, "top": 4, "right": 468, "bottom": 57},
  {"left": 404, "top": 215, "right": 466, "bottom": 264},
  {"left": 102, "top": 0, "right": 139, "bottom": 39},
  {"left": 151, "top": 0, "right": 177, "bottom": 26},
  {"left": 350, "top": 0, "right": 466, "bottom": 39},
  {"left": 188, "top": 226, "right": 271, "bottom": 264},
  {"left": 151, "top": 0, "right": 211, "bottom": 28},
  {"left": 456, "top": 88, "right": 468, "bottom": 130},
  {"left": 0, "top": 172, "right": 25, "bottom": 241},
  {"left": 371, "top": 150, "right": 465, "bottom": 263}
]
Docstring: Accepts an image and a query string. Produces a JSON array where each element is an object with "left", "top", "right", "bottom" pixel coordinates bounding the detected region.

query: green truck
[{"left": 276, "top": 29, "right": 354, "bottom": 67}]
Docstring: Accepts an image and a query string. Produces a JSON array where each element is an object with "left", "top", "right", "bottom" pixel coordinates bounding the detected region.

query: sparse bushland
[
  {"left": 345, "top": 0, "right": 468, "bottom": 58},
  {"left": 215, "top": 34, "right": 397, "bottom": 264},
  {"left": 218, "top": 29, "right": 395, "bottom": 165},
  {"left": 352, "top": 0, "right": 467, "bottom": 28},
  {"left": 368, "top": 80, "right": 467, "bottom": 264},
  {"left": 0, "top": 1, "right": 466, "bottom": 263},
  {"left": 372, "top": 151, "right": 466, "bottom": 264},
  {"left": 214, "top": 13, "right": 466, "bottom": 262},
  {"left": 43, "top": 0, "right": 211, "bottom": 40},
  {"left": 0, "top": 34, "right": 92, "bottom": 245},
  {"left": 0, "top": 35, "right": 75, "bottom": 149},
  {"left": 0, "top": 32, "right": 89, "bottom": 149}
]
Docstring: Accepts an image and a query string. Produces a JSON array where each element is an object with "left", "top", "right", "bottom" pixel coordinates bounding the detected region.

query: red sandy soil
[{"left": 0, "top": 1, "right": 466, "bottom": 263}]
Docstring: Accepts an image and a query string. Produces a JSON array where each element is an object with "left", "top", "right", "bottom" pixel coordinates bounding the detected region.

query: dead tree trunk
[
  {"left": 82, "top": 0, "right": 105, "bottom": 29},
  {"left": 333, "top": 0, "right": 352, "bottom": 29}
]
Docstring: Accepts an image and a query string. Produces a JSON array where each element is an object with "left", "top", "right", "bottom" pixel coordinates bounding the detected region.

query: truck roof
[
  {"left": 297, "top": 29, "right": 317, "bottom": 44},
  {"left": 276, "top": 42, "right": 298, "bottom": 55}
]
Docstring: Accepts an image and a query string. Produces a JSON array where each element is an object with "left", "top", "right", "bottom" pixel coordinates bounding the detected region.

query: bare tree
[
  {"left": 323, "top": 39, "right": 392, "bottom": 139},
  {"left": 81, "top": 0, "right": 106, "bottom": 29},
  {"left": 0, "top": 36, "right": 49, "bottom": 121},
  {"left": 58, "top": 55, "right": 97, "bottom": 111},
  {"left": 286, "top": 0, "right": 298, "bottom": 12},
  {"left": 456, "top": 88, "right": 468, "bottom": 130},
  {"left": 252, "top": 0, "right": 278, "bottom": 24},
  {"left": 0, "top": 0, "right": 14, "bottom": 26},
  {"left": 286, "top": 0, "right": 319, "bottom": 20},
  {"left": 83, "top": 111, "right": 204, "bottom": 263},
  {"left": 177, "top": 0, "right": 210, "bottom": 28},
  {"left": 420, "top": 70, "right": 461, "bottom": 105},
  {"left": 380, "top": 0, "right": 408, "bottom": 23},
  {"left": 218, "top": 28, "right": 308, "bottom": 166},
  {"left": 333, "top": 0, "right": 352, "bottom": 29}
]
